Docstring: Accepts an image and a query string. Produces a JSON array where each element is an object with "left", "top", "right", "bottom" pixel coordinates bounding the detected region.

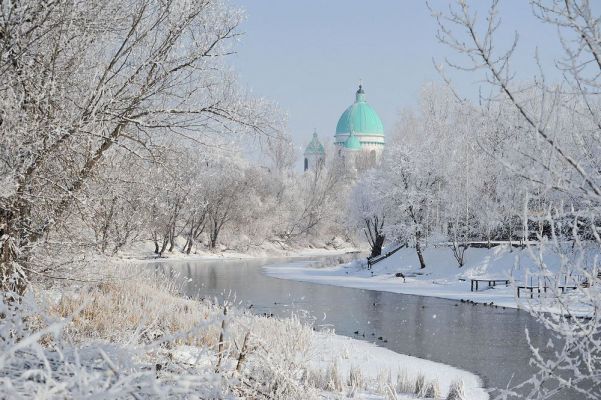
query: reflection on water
[{"left": 151, "top": 257, "right": 574, "bottom": 399}]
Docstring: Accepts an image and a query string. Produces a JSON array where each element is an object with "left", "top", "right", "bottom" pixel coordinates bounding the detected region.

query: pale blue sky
[{"left": 229, "top": 1, "right": 563, "bottom": 153}]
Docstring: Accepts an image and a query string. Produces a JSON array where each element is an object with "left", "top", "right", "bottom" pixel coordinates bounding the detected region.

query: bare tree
[
  {"left": 279, "top": 155, "right": 347, "bottom": 242},
  {"left": 0, "top": 0, "right": 278, "bottom": 293},
  {"left": 364, "top": 216, "right": 385, "bottom": 258},
  {"left": 431, "top": 1, "right": 601, "bottom": 398}
]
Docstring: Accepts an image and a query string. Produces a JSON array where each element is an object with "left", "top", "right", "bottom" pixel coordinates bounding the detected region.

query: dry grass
[
  {"left": 424, "top": 379, "right": 442, "bottom": 398},
  {"left": 40, "top": 264, "right": 321, "bottom": 399},
  {"left": 377, "top": 369, "right": 393, "bottom": 394},
  {"left": 396, "top": 368, "right": 414, "bottom": 394},
  {"left": 48, "top": 270, "right": 221, "bottom": 346},
  {"left": 446, "top": 379, "right": 466, "bottom": 400},
  {"left": 35, "top": 265, "right": 466, "bottom": 400},
  {"left": 347, "top": 364, "right": 365, "bottom": 391},
  {"left": 415, "top": 372, "right": 427, "bottom": 395}
]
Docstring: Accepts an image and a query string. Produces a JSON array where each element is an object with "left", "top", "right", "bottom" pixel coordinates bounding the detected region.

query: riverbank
[
  {"left": 263, "top": 244, "right": 596, "bottom": 315},
  {"left": 116, "top": 238, "right": 362, "bottom": 263},
  {"left": 10, "top": 261, "right": 487, "bottom": 399},
  {"left": 310, "top": 332, "right": 487, "bottom": 399}
]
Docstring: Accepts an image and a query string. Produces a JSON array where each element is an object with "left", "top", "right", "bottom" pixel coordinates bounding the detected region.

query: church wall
[
  {"left": 303, "top": 153, "right": 324, "bottom": 171},
  {"left": 334, "top": 133, "right": 385, "bottom": 146}
]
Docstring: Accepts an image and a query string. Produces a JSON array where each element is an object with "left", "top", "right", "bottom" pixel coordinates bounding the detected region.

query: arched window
[{"left": 304, "top": 158, "right": 309, "bottom": 171}]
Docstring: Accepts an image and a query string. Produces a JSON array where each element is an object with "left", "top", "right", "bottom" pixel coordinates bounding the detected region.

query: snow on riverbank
[
  {"left": 171, "top": 330, "right": 488, "bottom": 400},
  {"left": 32, "top": 265, "right": 486, "bottom": 400},
  {"left": 263, "top": 245, "right": 596, "bottom": 314},
  {"left": 116, "top": 238, "right": 361, "bottom": 263},
  {"left": 309, "top": 332, "right": 488, "bottom": 399}
]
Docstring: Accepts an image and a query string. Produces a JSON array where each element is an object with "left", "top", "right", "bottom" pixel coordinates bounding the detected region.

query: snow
[
  {"left": 263, "top": 244, "right": 596, "bottom": 314},
  {"left": 309, "top": 332, "right": 488, "bottom": 399},
  {"left": 117, "top": 238, "right": 360, "bottom": 263},
  {"left": 170, "top": 331, "right": 488, "bottom": 400}
]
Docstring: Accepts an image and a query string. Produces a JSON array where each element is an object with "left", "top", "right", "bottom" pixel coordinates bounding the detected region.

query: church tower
[{"left": 303, "top": 130, "right": 325, "bottom": 171}]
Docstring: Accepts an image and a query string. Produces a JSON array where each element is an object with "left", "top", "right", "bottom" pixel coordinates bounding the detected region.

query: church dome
[
  {"left": 335, "top": 85, "right": 384, "bottom": 137},
  {"left": 304, "top": 130, "right": 325, "bottom": 155},
  {"left": 343, "top": 132, "right": 361, "bottom": 150}
]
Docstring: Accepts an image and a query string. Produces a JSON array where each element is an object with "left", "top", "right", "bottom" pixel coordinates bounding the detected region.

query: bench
[
  {"left": 517, "top": 275, "right": 584, "bottom": 298},
  {"left": 517, "top": 285, "right": 540, "bottom": 298},
  {"left": 470, "top": 279, "right": 510, "bottom": 292}
]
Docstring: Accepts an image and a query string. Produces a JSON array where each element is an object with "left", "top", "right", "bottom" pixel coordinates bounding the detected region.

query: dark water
[{"left": 152, "top": 257, "right": 574, "bottom": 399}]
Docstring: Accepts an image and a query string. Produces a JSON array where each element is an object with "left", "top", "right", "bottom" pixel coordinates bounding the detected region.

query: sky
[{"left": 228, "top": 1, "right": 564, "bottom": 156}]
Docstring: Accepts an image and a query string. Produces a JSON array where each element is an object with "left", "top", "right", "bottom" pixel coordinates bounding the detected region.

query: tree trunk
[
  {"left": 0, "top": 232, "right": 27, "bottom": 296},
  {"left": 415, "top": 231, "right": 426, "bottom": 269},
  {"left": 371, "top": 233, "right": 385, "bottom": 258},
  {"left": 508, "top": 222, "right": 513, "bottom": 252},
  {"left": 153, "top": 231, "right": 160, "bottom": 254},
  {"left": 168, "top": 228, "right": 175, "bottom": 252},
  {"left": 0, "top": 201, "right": 30, "bottom": 295},
  {"left": 159, "top": 233, "right": 169, "bottom": 256},
  {"left": 183, "top": 222, "right": 194, "bottom": 254},
  {"left": 364, "top": 216, "right": 385, "bottom": 258}
]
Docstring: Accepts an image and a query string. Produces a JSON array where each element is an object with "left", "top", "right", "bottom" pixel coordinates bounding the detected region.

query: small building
[{"left": 303, "top": 130, "right": 325, "bottom": 171}]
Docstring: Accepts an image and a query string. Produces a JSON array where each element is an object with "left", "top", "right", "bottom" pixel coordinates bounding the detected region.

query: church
[{"left": 304, "top": 84, "right": 385, "bottom": 171}]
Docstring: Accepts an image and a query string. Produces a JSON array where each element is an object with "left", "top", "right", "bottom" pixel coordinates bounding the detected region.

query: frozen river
[{"left": 152, "top": 256, "right": 577, "bottom": 399}]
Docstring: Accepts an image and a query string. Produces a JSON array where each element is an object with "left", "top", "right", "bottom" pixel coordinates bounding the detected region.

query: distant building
[
  {"left": 304, "top": 84, "right": 385, "bottom": 172},
  {"left": 303, "top": 129, "right": 325, "bottom": 171}
]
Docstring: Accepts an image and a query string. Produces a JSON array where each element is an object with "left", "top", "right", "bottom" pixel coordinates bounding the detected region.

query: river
[{"left": 152, "top": 256, "right": 576, "bottom": 399}]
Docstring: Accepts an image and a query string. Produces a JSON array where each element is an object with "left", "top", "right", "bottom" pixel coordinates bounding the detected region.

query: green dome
[
  {"left": 343, "top": 132, "right": 361, "bottom": 150},
  {"left": 304, "top": 130, "right": 325, "bottom": 155},
  {"left": 335, "top": 85, "right": 384, "bottom": 136}
]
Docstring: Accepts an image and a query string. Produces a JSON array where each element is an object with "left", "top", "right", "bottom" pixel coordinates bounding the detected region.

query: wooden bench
[
  {"left": 517, "top": 275, "right": 583, "bottom": 298},
  {"left": 517, "top": 285, "right": 540, "bottom": 298},
  {"left": 470, "top": 279, "right": 510, "bottom": 292}
]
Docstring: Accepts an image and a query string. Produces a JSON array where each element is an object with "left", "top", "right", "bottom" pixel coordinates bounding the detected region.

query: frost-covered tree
[
  {"left": 372, "top": 105, "right": 445, "bottom": 269},
  {"left": 0, "top": 0, "right": 279, "bottom": 293},
  {"left": 276, "top": 153, "right": 348, "bottom": 243},
  {"left": 431, "top": 0, "right": 601, "bottom": 397},
  {"left": 348, "top": 171, "right": 386, "bottom": 258}
]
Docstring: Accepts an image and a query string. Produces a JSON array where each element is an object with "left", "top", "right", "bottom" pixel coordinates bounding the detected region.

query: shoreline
[
  {"left": 262, "top": 259, "right": 522, "bottom": 309},
  {"left": 115, "top": 244, "right": 362, "bottom": 265},
  {"left": 308, "top": 332, "right": 488, "bottom": 399},
  {"left": 138, "top": 254, "right": 489, "bottom": 399},
  {"left": 261, "top": 247, "right": 595, "bottom": 317}
]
